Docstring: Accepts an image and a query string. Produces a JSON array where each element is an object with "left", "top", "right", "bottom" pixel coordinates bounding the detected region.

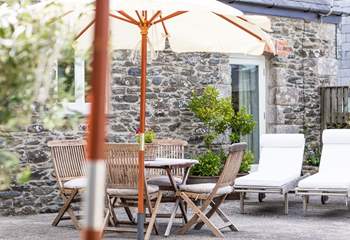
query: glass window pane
[{"left": 231, "top": 64, "right": 260, "bottom": 162}]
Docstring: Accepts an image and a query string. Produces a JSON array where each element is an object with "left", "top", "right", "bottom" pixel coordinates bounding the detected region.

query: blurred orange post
[{"left": 81, "top": 0, "right": 109, "bottom": 239}]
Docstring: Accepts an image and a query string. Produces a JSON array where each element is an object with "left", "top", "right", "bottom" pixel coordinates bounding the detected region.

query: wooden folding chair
[
  {"left": 176, "top": 143, "right": 247, "bottom": 237},
  {"left": 48, "top": 140, "right": 87, "bottom": 229},
  {"left": 103, "top": 143, "right": 162, "bottom": 240},
  {"left": 148, "top": 139, "right": 188, "bottom": 189}
]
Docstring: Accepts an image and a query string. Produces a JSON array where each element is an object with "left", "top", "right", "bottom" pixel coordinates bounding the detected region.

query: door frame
[{"left": 229, "top": 54, "right": 266, "bottom": 139}]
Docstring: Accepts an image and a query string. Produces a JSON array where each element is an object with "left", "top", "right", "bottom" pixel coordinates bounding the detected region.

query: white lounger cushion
[
  {"left": 298, "top": 173, "right": 350, "bottom": 190},
  {"left": 235, "top": 134, "right": 305, "bottom": 188},
  {"left": 179, "top": 183, "right": 233, "bottom": 195},
  {"left": 319, "top": 129, "right": 350, "bottom": 176},
  {"left": 64, "top": 177, "right": 87, "bottom": 189},
  {"left": 298, "top": 129, "right": 350, "bottom": 191},
  {"left": 107, "top": 184, "right": 159, "bottom": 196},
  {"left": 234, "top": 172, "right": 297, "bottom": 187},
  {"left": 148, "top": 176, "right": 183, "bottom": 187}
]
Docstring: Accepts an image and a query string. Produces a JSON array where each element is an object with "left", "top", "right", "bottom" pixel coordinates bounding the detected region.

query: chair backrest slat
[
  {"left": 149, "top": 139, "right": 188, "bottom": 177},
  {"left": 216, "top": 143, "right": 247, "bottom": 188},
  {"left": 105, "top": 143, "right": 139, "bottom": 189},
  {"left": 48, "top": 140, "right": 87, "bottom": 187}
]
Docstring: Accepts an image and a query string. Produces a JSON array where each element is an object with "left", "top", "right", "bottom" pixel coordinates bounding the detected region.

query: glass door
[{"left": 230, "top": 57, "right": 265, "bottom": 162}]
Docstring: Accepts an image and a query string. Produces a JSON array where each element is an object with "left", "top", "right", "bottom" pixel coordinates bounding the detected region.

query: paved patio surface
[{"left": 1, "top": 193, "right": 350, "bottom": 240}]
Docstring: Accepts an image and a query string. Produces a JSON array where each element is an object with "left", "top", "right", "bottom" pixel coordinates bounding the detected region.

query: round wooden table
[{"left": 145, "top": 158, "right": 198, "bottom": 236}]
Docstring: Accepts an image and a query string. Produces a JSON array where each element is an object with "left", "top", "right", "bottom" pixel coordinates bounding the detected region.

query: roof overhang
[{"left": 221, "top": 0, "right": 343, "bottom": 24}]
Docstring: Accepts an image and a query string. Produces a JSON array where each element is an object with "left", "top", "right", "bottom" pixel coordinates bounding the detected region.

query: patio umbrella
[{"left": 38, "top": 0, "right": 276, "bottom": 239}]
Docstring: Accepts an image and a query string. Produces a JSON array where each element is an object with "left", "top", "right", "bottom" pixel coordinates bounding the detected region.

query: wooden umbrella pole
[
  {"left": 137, "top": 23, "right": 148, "bottom": 240},
  {"left": 82, "top": 0, "right": 109, "bottom": 239}
]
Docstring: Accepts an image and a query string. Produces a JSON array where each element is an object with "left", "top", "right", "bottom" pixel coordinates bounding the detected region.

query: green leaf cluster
[
  {"left": 189, "top": 86, "right": 256, "bottom": 176},
  {"left": 239, "top": 150, "right": 254, "bottom": 173},
  {"left": 0, "top": 0, "right": 74, "bottom": 126},
  {"left": 0, "top": 150, "right": 31, "bottom": 191},
  {"left": 0, "top": 1, "right": 75, "bottom": 190},
  {"left": 136, "top": 130, "right": 157, "bottom": 144},
  {"left": 190, "top": 150, "right": 222, "bottom": 177},
  {"left": 188, "top": 86, "right": 233, "bottom": 148},
  {"left": 230, "top": 108, "right": 256, "bottom": 143},
  {"left": 306, "top": 147, "right": 321, "bottom": 167}
]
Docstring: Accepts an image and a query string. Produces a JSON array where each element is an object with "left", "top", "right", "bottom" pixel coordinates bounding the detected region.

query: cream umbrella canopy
[
  {"left": 38, "top": 0, "right": 275, "bottom": 239},
  {"left": 70, "top": 1, "right": 275, "bottom": 54}
]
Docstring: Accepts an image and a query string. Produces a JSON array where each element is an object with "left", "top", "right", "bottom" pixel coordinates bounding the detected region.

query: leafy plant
[
  {"left": 240, "top": 150, "right": 254, "bottom": 173},
  {"left": 230, "top": 108, "right": 256, "bottom": 143},
  {"left": 189, "top": 86, "right": 233, "bottom": 149},
  {"left": 0, "top": 150, "right": 31, "bottom": 191},
  {"left": 0, "top": 1, "right": 75, "bottom": 190},
  {"left": 190, "top": 150, "right": 222, "bottom": 177},
  {"left": 189, "top": 86, "right": 256, "bottom": 176},
  {"left": 136, "top": 130, "right": 156, "bottom": 144},
  {"left": 306, "top": 148, "right": 321, "bottom": 167}
]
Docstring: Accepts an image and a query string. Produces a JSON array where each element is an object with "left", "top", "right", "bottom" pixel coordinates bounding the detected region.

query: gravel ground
[{"left": 1, "top": 193, "right": 350, "bottom": 240}]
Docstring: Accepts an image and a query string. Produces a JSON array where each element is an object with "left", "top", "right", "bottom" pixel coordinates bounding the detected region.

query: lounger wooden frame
[
  {"left": 103, "top": 143, "right": 162, "bottom": 240},
  {"left": 235, "top": 174, "right": 309, "bottom": 215},
  {"left": 296, "top": 187, "right": 350, "bottom": 214},
  {"left": 48, "top": 139, "right": 87, "bottom": 229},
  {"left": 176, "top": 143, "right": 246, "bottom": 238}
]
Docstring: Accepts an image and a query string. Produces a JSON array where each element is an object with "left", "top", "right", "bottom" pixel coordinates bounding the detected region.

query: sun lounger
[
  {"left": 296, "top": 129, "right": 350, "bottom": 213},
  {"left": 234, "top": 134, "right": 305, "bottom": 214}
]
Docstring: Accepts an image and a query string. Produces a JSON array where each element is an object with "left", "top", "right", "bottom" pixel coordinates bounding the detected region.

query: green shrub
[
  {"left": 240, "top": 150, "right": 254, "bottom": 173},
  {"left": 230, "top": 108, "right": 256, "bottom": 143},
  {"left": 188, "top": 86, "right": 256, "bottom": 176},
  {"left": 188, "top": 86, "right": 232, "bottom": 149},
  {"left": 306, "top": 148, "right": 321, "bottom": 167},
  {"left": 136, "top": 130, "right": 156, "bottom": 144},
  {"left": 0, "top": 150, "right": 31, "bottom": 191},
  {"left": 190, "top": 150, "right": 222, "bottom": 176}
]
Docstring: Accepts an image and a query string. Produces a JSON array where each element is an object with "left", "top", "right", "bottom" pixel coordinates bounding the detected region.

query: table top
[{"left": 145, "top": 158, "right": 198, "bottom": 168}]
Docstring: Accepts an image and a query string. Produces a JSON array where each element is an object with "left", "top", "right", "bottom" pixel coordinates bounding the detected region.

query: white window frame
[
  {"left": 56, "top": 56, "right": 91, "bottom": 115},
  {"left": 229, "top": 54, "right": 266, "bottom": 137}
]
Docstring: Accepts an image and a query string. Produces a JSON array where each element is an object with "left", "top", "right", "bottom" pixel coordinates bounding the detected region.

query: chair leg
[
  {"left": 177, "top": 192, "right": 224, "bottom": 238},
  {"left": 121, "top": 199, "right": 135, "bottom": 224},
  {"left": 101, "top": 207, "right": 111, "bottom": 238},
  {"left": 214, "top": 204, "right": 239, "bottom": 232},
  {"left": 303, "top": 195, "right": 309, "bottom": 215},
  {"left": 194, "top": 195, "right": 226, "bottom": 230},
  {"left": 145, "top": 192, "right": 159, "bottom": 236},
  {"left": 164, "top": 199, "right": 179, "bottom": 237},
  {"left": 107, "top": 196, "right": 119, "bottom": 227},
  {"left": 66, "top": 207, "right": 81, "bottom": 229},
  {"left": 145, "top": 192, "right": 162, "bottom": 240},
  {"left": 240, "top": 192, "right": 245, "bottom": 214},
  {"left": 284, "top": 193, "right": 289, "bottom": 215},
  {"left": 52, "top": 189, "right": 79, "bottom": 228}
]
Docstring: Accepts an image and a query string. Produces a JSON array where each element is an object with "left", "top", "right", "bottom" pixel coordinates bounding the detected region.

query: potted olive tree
[{"left": 187, "top": 86, "right": 255, "bottom": 185}]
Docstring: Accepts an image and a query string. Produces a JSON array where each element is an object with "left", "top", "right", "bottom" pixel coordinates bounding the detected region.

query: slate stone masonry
[{"left": 0, "top": 15, "right": 339, "bottom": 215}]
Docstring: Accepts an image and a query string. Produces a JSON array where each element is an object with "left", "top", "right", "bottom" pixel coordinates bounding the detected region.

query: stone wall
[
  {"left": 267, "top": 16, "right": 337, "bottom": 154},
  {"left": 0, "top": 15, "right": 338, "bottom": 215}
]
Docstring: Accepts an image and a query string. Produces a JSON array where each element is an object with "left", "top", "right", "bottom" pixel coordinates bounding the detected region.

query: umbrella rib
[
  {"left": 148, "top": 11, "right": 161, "bottom": 25},
  {"left": 159, "top": 14, "right": 169, "bottom": 36},
  {"left": 214, "top": 13, "right": 262, "bottom": 41},
  {"left": 135, "top": 11, "right": 143, "bottom": 24},
  {"left": 110, "top": 13, "right": 138, "bottom": 25},
  {"left": 118, "top": 11, "right": 140, "bottom": 25},
  {"left": 75, "top": 19, "right": 95, "bottom": 41},
  {"left": 153, "top": 11, "right": 187, "bottom": 25}
]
